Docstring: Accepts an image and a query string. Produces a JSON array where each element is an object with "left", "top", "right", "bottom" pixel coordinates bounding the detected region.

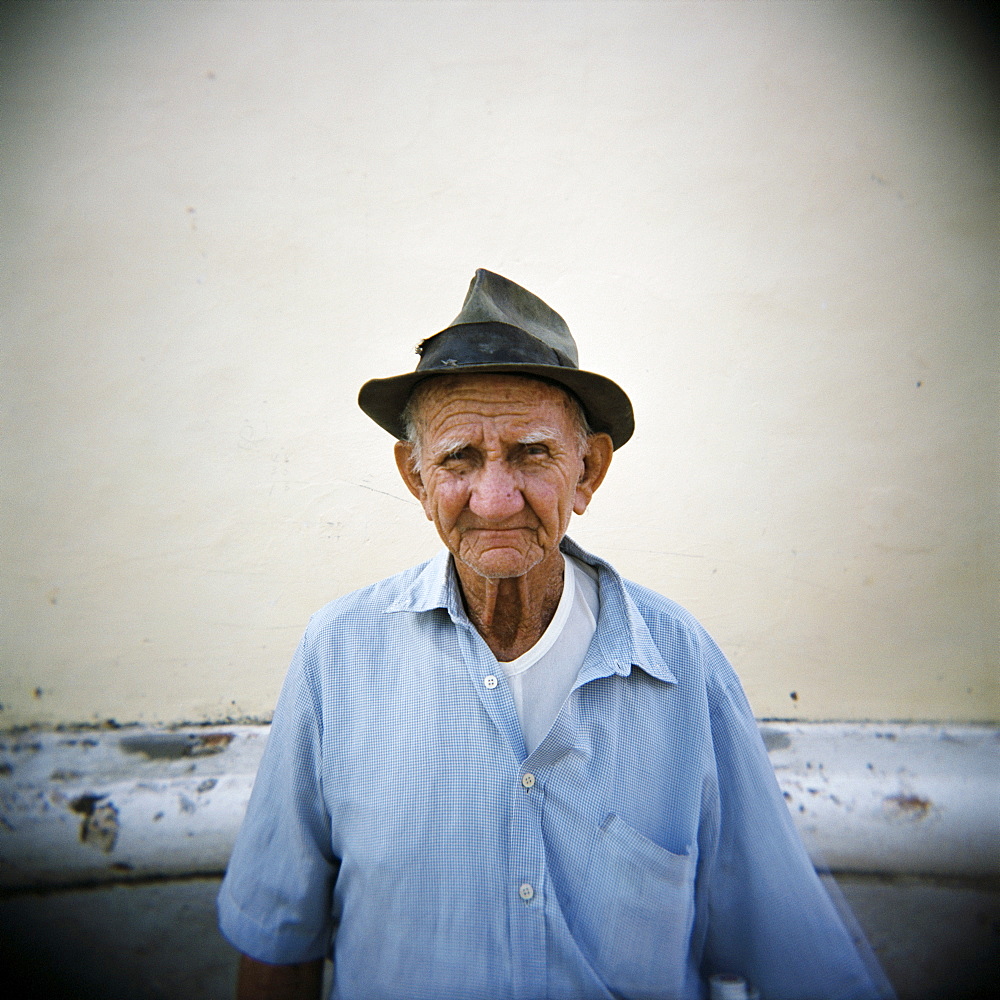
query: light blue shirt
[{"left": 218, "top": 538, "right": 889, "bottom": 1000}]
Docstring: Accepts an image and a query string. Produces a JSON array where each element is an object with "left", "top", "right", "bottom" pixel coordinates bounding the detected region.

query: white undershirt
[{"left": 498, "top": 553, "right": 600, "bottom": 754}]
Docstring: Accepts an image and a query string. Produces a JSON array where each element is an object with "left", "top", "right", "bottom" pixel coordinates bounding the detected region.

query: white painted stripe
[{"left": 1, "top": 723, "right": 996, "bottom": 889}]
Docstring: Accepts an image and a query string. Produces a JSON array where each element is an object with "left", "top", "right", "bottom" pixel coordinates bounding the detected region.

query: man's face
[{"left": 395, "top": 374, "right": 609, "bottom": 581}]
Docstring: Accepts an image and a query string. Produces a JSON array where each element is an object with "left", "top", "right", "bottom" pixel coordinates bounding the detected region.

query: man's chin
[{"left": 457, "top": 548, "right": 544, "bottom": 581}]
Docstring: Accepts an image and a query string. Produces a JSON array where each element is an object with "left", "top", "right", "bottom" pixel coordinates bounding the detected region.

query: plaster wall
[{"left": 1, "top": 0, "right": 997, "bottom": 728}]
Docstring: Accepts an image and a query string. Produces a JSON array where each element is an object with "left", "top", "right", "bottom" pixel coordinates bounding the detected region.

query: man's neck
[{"left": 455, "top": 549, "right": 565, "bottom": 662}]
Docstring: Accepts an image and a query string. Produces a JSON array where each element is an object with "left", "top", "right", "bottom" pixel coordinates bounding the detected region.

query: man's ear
[
  {"left": 394, "top": 440, "right": 431, "bottom": 518},
  {"left": 574, "top": 433, "right": 613, "bottom": 515}
]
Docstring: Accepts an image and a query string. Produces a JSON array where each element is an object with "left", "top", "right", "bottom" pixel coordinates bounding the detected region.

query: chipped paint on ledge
[
  {"left": 0, "top": 723, "right": 997, "bottom": 890},
  {"left": 0, "top": 726, "right": 264, "bottom": 889},
  {"left": 761, "top": 723, "right": 999, "bottom": 879}
]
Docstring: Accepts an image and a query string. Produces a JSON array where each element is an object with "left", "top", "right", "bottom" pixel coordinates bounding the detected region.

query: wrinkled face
[{"left": 395, "top": 374, "right": 609, "bottom": 581}]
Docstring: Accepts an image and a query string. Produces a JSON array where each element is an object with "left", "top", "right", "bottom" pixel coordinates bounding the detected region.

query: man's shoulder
[
  {"left": 566, "top": 542, "right": 724, "bottom": 691},
  {"left": 305, "top": 554, "right": 442, "bottom": 632},
  {"left": 618, "top": 575, "right": 706, "bottom": 633},
  {"left": 594, "top": 561, "right": 740, "bottom": 697},
  {"left": 566, "top": 538, "right": 708, "bottom": 636}
]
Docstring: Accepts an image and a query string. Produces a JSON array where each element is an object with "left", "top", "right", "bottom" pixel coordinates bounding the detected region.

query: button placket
[
  {"left": 457, "top": 626, "right": 523, "bottom": 759},
  {"left": 507, "top": 759, "right": 546, "bottom": 992}
]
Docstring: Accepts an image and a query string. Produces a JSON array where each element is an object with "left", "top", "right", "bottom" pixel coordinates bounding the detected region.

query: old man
[{"left": 218, "top": 270, "right": 889, "bottom": 1000}]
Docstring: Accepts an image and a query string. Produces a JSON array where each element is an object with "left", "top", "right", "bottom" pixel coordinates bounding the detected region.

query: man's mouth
[{"left": 464, "top": 526, "right": 531, "bottom": 535}]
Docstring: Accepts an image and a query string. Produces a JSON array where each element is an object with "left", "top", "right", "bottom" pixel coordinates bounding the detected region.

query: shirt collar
[
  {"left": 386, "top": 537, "right": 676, "bottom": 686},
  {"left": 560, "top": 537, "right": 676, "bottom": 686},
  {"left": 386, "top": 547, "right": 464, "bottom": 619}
]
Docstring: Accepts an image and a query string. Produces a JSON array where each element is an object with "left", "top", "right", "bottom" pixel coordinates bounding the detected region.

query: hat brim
[{"left": 358, "top": 363, "right": 634, "bottom": 450}]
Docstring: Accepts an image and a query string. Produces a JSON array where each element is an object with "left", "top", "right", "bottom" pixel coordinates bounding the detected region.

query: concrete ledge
[
  {"left": 1, "top": 723, "right": 997, "bottom": 889},
  {"left": 762, "top": 723, "right": 999, "bottom": 879},
  {"left": 0, "top": 728, "right": 265, "bottom": 889}
]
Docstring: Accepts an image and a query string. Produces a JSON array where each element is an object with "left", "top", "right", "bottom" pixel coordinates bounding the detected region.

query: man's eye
[{"left": 525, "top": 444, "right": 549, "bottom": 457}]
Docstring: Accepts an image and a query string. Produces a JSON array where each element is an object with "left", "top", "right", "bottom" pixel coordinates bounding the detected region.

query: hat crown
[
  {"left": 447, "top": 269, "right": 579, "bottom": 367},
  {"left": 357, "top": 268, "right": 635, "bottom": 449}
]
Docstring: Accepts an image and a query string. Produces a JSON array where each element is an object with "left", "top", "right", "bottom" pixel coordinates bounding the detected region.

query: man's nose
[{"left": 468, "top": 460, "right": 525, "bottom": 521}]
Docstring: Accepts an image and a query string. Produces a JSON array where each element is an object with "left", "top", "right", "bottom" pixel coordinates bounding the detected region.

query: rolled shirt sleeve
[
  {"left": 698, "top": 633, "right": 892, "bottom": 999},
  {"left": 218, "top": 628, "right": 337, "bottom": 964}
]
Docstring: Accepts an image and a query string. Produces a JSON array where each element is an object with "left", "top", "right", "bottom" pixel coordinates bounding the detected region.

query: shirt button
[
  {"left": 521, "top": 773, "right": 535, "bottom": 789},
  {"left": 518, "top": 882, "right": 534, "bottom": 901},
  {"left": 483, "top": 675, "right": 498, "bottom": 689}
]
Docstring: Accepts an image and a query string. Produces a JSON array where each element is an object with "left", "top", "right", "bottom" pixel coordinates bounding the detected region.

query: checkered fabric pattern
[{"left": 218, "top": 538, "right": 889, "bottom": 1000}]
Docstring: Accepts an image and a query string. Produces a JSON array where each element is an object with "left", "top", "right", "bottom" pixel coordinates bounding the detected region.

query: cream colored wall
[{"left": 1, "top": 0, "right": 996, "bottom": 728}]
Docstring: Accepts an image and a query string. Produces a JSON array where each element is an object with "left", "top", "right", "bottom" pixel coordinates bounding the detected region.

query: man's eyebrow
[
  {"left": 429, "top": 436, "right": 472, "bottom": 461},
  {"left": 427, "top": 427, "right": 564, "bottom": 462},
  {"left": 517, "top": 428, "right": 562, "bottom": 445}
]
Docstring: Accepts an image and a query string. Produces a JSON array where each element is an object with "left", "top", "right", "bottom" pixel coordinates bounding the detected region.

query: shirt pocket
[{"left": 574, "top": 813, "right": 698, "bottom": 1000}]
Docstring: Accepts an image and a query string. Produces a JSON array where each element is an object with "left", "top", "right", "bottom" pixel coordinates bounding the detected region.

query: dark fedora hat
[{"left": 358, "top": 269, "right": 634, "bottom": 449}]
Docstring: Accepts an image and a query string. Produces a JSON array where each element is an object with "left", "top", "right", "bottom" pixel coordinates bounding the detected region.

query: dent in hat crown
[{"left": 430, "top": 269, "right": 580, "bottom": 367}]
